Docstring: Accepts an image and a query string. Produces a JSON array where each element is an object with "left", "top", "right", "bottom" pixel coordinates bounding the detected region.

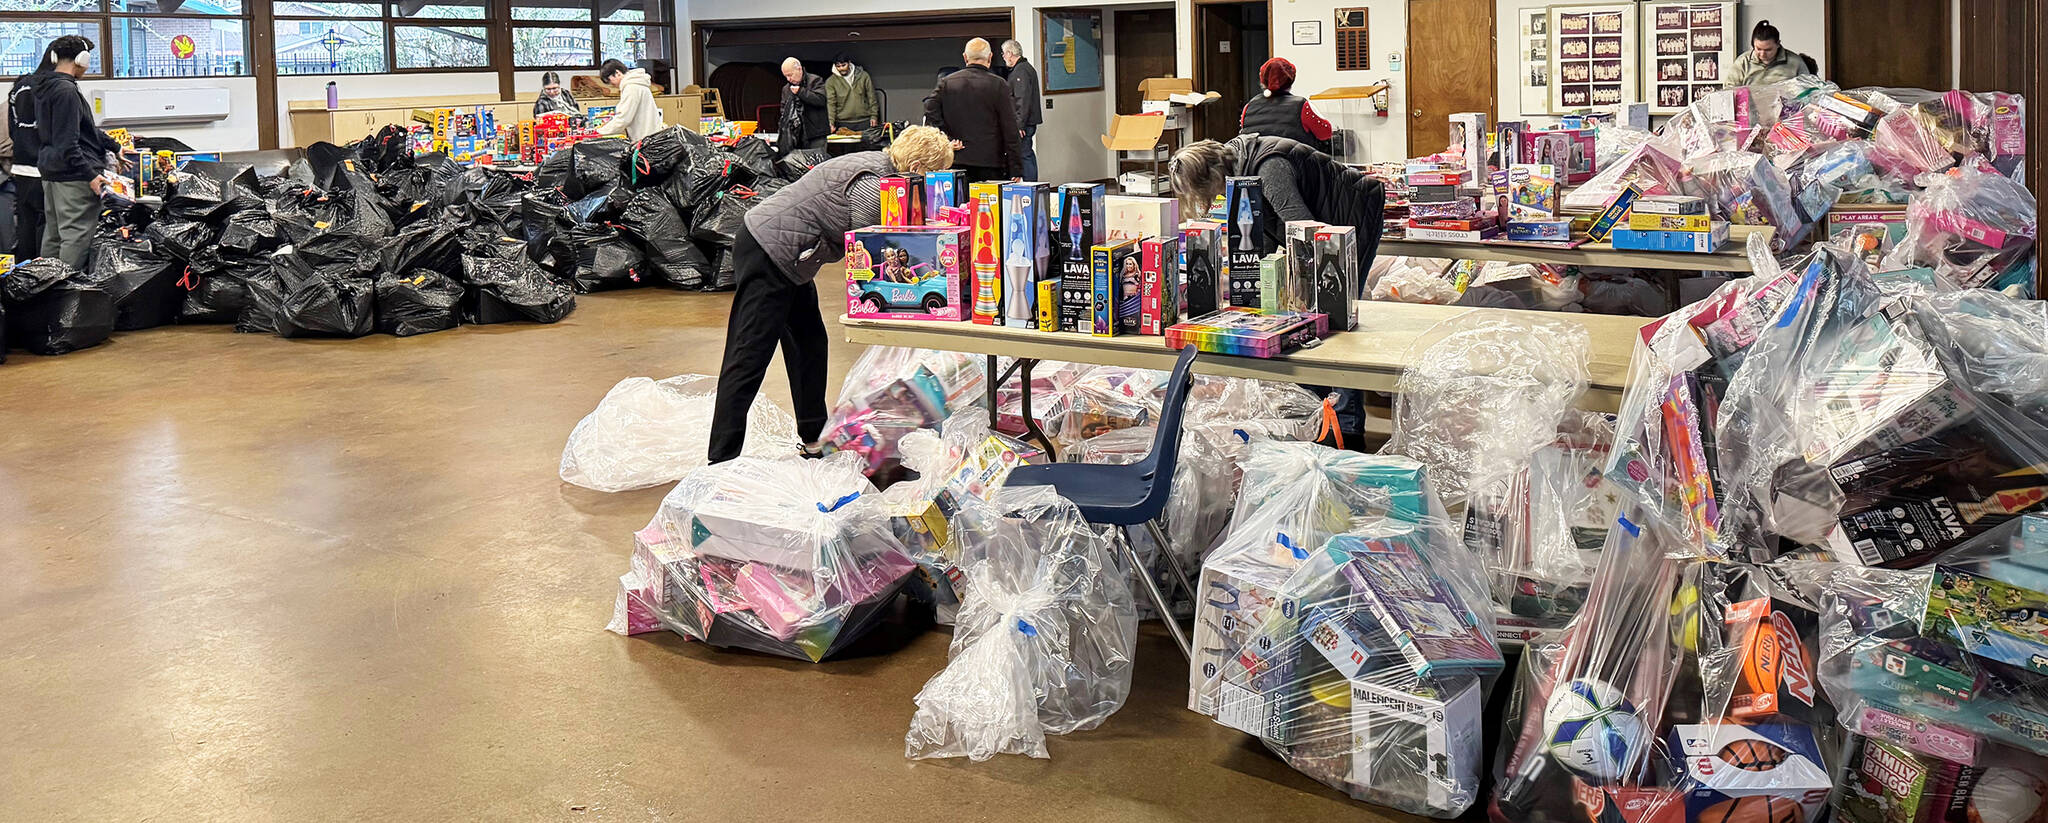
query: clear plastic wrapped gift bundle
[
  {"left": 878, "top": 415, "right": 1046, "bottom": 625},
  {"left": 1882, "top": 166, "right": 2038, "bottom": 291},
  {"left": 820, "top": 347, "right": 986, "bottom": 482},
  {"left": 559, "top": 375, "right": 801, "bottom": 493},
  {"left": 1683, "top": 149, "right": 1814, "bottom": 249},
  {"left": 903, "top": 486, "right": 1138, "bottom": 761},
  {"left": 1057, "top": 365, "right": 1169, "bottom": 451},
  {"left": 1475, "top": 410, "right": 1622, "bottom": 636},
  {"left": 612, "top": 453, "right": 917, "bottom": 662}
]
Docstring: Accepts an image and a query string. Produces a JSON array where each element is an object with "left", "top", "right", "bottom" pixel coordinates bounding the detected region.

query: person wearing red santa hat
[{"left": 1238, "top": 57, "right": 1333, "bottom": 154}]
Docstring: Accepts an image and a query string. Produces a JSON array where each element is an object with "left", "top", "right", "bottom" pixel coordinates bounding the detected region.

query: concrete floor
[{"left": 0, "top": 285, "right": 1432, "bottom": 822}]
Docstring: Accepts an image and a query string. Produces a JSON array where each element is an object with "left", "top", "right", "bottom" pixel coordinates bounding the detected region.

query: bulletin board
[
  {"left": 1549, "top": 3, "right": 1639, "bottom": 111},
  {"left": 1039, "top": 9, "right": 1104, "bottom": 93},
  {"left": 1644, "top": 2, "right": 1736, "bottom": 113},
  {"left": 1517, "top": 8, "right": 1550, "bottom": 115}
]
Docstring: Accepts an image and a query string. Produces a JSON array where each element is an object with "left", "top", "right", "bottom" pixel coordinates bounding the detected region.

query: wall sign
[
  {"left": 1644, "top": 2, "right": 1736, "bottom": 113},
  {"left": 1549, "top": 3, "right": 1640, "bottom": 111},
  {"left": 170, "top": 34, "right": 196, "bottom": 59},
  {"left": 1335, "top": 8, "right": 1369, "bottom": 70},
  {"left": 1293, "top": 21, "right": 1322, "bottom": 46}
]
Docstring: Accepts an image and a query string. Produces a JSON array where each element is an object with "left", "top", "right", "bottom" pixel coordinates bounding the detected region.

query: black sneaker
[{"left": 800, "top": 443, "right": 826, "bottom": 459}]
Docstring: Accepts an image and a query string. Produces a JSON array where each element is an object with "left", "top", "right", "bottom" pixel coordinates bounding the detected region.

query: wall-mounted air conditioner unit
[{"left": 92, "top": 86, "right": 233, "bottom": 126}]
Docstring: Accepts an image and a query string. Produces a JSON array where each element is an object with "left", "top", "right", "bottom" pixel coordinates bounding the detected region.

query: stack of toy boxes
[
  {"left": 1504, "top": 164, "right": 1571, "bottom": 242},
  {"left": 1610, "top": 194, "right": 1729, "bottom": 253},
  {"left": 1083, "top": 194, "right": 1180, "bottom": 338},
  {"left": 999, "top": 182, "right": 1054, "bottom": 329},
  {"left": 1405, "top": 163, "right": 1498, "bottom": 241}
]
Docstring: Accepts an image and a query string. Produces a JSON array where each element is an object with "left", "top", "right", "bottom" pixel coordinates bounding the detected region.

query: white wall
[
  {"left": 1270, "top": 0, "right": 1407, "bottom": 161},
  {"left": 277, "top": 71, "right": 501, "bottom": 147}
]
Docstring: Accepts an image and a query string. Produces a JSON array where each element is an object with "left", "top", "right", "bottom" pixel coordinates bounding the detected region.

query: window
[
  {"left": 273, "top": 18, "right": 385, "bottom": 74},
  {"left": 0, "top": 0, "right": 249, "bottom": 77},
  {"left": 393, "top": 24, "right": 484, "bottom": 68},
  {"left": 513, "top": 25, "right": 589, "bottom": 67}
]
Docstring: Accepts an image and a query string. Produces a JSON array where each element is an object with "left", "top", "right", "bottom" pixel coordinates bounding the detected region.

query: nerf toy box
[
  {"left": 968, "top": 181, "right": 1003, "bottom": 325},
  {"left": 999, "top": 182, "right": 1053, "bottom": 329},
  {"left": 1090, "top": 239, "right": 1142, "bottom": 336},
  {"left": 1139, "top": 235, "right": 1181, "bottom": 335},
  {"left": 924, "top": 170, "right": 963, "bottom": 218},
  {"left": 880, "top": 176, "right": 924, "bottom": 227},
  {"left": 1311, "top": 225, "right": 1359, "bottom": 331},
  {"left": 1056, "top": 182, "right": 1106, "bottom": 332},
  {"left": 1182, "top": 220, "right": 1226, "bottom": 316},
  {"left": 843, "top": 225, "right": 971, "bottom": 321},
  {"left": 1166, "top": 308, "right": 1329, "bottom": 358},
  {"left": 1103, "top": 194, "right": 1180, "bottom": 244},
  {"left": 1225, "top": 176, "right": 1268, "bottom": 308}
]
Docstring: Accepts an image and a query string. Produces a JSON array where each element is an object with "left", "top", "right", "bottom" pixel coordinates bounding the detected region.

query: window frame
[{"left": 0, "top": 3, "right": 255, "bottom": 79}]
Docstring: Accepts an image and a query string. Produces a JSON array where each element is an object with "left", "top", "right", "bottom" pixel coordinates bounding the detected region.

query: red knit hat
[{"left": 1259, "top": 57, "right": 1297, "bottom": 95}]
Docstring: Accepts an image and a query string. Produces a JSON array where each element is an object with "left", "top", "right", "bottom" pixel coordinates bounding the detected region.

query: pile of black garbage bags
[{"left": 0, "top": 123, "right": 828, "bottom": 359}]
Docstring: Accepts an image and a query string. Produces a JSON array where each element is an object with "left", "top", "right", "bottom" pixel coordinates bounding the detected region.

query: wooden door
[
  {"left": 1958, "top": 0, "right": 2044, "bottom": 296},
  {"left": 1827, "top": 0, "right": 1951, "bottom": 89},
  {"left": 1405, "top": 0, "right": 1496, "bottom": 156},
  {"left": 1195, "top": 2, "right": 1251, "bottom": 141},
  {"left": 1114, "top": 9, "right": 1178, "bottom": 116}
]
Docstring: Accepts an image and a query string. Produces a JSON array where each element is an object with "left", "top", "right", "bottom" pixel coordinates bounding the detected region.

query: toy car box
[{"left": 844, "top": 225, "right": 971, "bottom": 321}]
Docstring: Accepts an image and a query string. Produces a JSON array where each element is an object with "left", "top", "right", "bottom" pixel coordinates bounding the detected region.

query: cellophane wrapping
[
  {"left": 1881, "top": 165, "right": 2038, "bottom": 291},
  {"left": 878, "top": 414, "right": 1045, "bottom": 624},
  {"left": 820, "top": 346, "right": 986, "bottom": 483},
  {"left": 560, "top": 375, "right": 800, "bottom": 492},
  {"left": 903, "top": 485, "right": 1138, "bottom": 761},
  {"left": 608, "top": 452, "right": 916, "bottom": 662}
]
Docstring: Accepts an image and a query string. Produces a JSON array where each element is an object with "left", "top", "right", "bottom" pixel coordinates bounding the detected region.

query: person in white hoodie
[{"left": 593, "top": 59, "right": 664, "bottom": 142}]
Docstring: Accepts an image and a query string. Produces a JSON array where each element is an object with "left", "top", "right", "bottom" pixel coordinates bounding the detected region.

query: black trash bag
[
  {"left": 616, "top": 190, "right": 709, "bottom": 289},
  {"left": 461, "top": 252, "right": 575, "bottom": 324},
  {"left": 179, "top": 252, "right": 266, "bottom": 324},
  {"left": 87, "top": 227, "right": 185, "bottom": 331},
  {"left": 143, "top": 218, "right": 218, "bottom": 262},
  {"left": 690, "top": 186, "right": 764, "bottom": 246},
  {"left": 373, "top": 269, "right": 464, "bottom": 336},
  {"left": 626, "top": 126, "right": 700, "bottom": 189},
  {"left": 380, "top": 220, "right": 464, "bottom": 278},
  {"left": 2, "top": 258, "right": 116, "bottom": 355},
  {"left": 166, "top": 161, "right": 263, "bottom": 222},
  {"left": 860, "top": 124, "right": 894, "bottom": 147},
  {"left": 671, "top": 148, "right": 735, "bottom": 213},
  {"left": 519, "top": 190, "right": 573, "bottom": 273},
  {"left": 566, "top": 184, "right": 626, "bottom": 225},
  {"left": 435, "top": 166, "right": 528, "bottom": 229},
  {"left": 463, "top": 234, "right": 530, "bottom": 260},
  {"left": 218, "top": 209, "right": 282, "bottom": 256},
  {"left": 0, "top": 303, "right": 7, "bottom": 364},
  {"left": 304, "top": 141, "right": 358, "bottom": 189},
  {"left": 776, "top": 148, "right": 831, "bottom": 180},
  {"left": 293, "top": 229, "right": 376, "bottom": 278},
  {"left": 239, "top": 253, "right": 376, "bottom": 338},
  {"left": 562, "top": 223, "right": 644, "bottom": 292},
  {"left": 350, "top": 124, "right": 413, "bottom": 174},
  {"left": 334, "top": 169, "right": 397, "bottom": 240},
  {"left": 534, "top": 145, "right": 574, "bottom": 196},
  {"left": 569, "top": 138, "right": 630, "bottom": 199},
  {"left": 727, "top": 136, "right": 779, "bottom": 181}
]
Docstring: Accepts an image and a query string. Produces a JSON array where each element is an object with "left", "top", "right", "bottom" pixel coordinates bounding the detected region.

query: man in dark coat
[
  {"left": 1001, "top": 39, "right": 1043, "bottom": 180},
  {"left": 923, "top": 38, "right": 1021, "bottom": 183},
  {"left": 779, "top": 57, "right": 829, "bottom": 155}
]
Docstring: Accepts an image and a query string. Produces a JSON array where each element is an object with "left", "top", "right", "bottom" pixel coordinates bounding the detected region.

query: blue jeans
[{"left": 1020, "top": 125, "right": 1038, "bottom": 180}]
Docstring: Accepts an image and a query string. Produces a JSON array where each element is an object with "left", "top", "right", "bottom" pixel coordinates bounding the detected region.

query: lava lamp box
[
  {"left": 1089, "top": 239, "right": 1142, "bottom": 336},
  {"left": 1139, "top": 235, "right": 1181, "bottom": 335},
  {"left": 1311, "top": 226, "right": 1358, "bottom": 331},
  {"left": 924, "top": 170, "right": 964, "bottom": 219},
  {"left": 968, "top": 182, "right": 1003, "bottom": 325},
  {"left": 1102, "top": 194, "right": 1181, "bottom": 244},
  {"left": 1282, "top": 220, "right": 1323, "bottom": 314},
  {"left": 1182, "top": 220, "right": 1226, "bottom": 316},
  {"left": 880, "top": 176, "right": 924, "bottom": 227},
  {"left": 843, "top": 225, "right": 971, "bottom": 321},
  {"left": 1055, "top": 182, "right": 1106, "bottom": 332},
  {"left": 999, "top": 182, "right": 1053, "bottom": 329},
  {"left": 1224, "top": 176, "right": 1268, "bottom": 308},
  {"left": 1669, "top": 724, "right": 1831, "bottom": 823}
]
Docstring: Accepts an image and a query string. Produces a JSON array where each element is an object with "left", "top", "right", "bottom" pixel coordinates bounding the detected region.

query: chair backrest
[{"left": 1131, "top": 344, "right": 1201, "bottom": 511}]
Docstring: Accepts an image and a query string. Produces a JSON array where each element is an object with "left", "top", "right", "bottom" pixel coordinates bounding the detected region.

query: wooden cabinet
[{"left": 286, "top": 94, "right": 701, "bottom": 148}]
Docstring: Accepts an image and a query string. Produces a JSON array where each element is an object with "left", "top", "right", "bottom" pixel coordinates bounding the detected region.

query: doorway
[
  {"left": 1113, "top": 8, "right": 1178, "bottom": 117},
  {"left": 1827, "top": 0, "right": 1951, "bottom": 89},
  {"left": 1194, "top": 0, "right": 1269, "bottom": 141},
  {"left": 1404, "top": 0, "right": 1495, "bottom": 156},
  {"left": 696, "top": 10, "right": 1014, "bottom": 127}
]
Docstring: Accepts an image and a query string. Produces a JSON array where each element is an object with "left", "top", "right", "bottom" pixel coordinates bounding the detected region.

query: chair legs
[
  {"left": 1117, "top": 523, "right": 1193, "bottom": 660},
  {"left": 1144, "top": 519, "right": 1198, "bottom": 613}
]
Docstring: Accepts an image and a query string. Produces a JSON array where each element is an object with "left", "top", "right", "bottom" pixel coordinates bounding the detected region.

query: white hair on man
[
  {"left": 781, "top": 56, "right": 802, "bottom": 72},
  {"left": 963, "top": 37, "right": 993, "bottom": 64},
  {"left": 1000, "top": 39, "right": 1023, "bottom": 58}
]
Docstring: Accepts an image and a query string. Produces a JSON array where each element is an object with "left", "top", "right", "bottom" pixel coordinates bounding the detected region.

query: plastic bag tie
[
  {"left": 1014, "top": 619, "right": 1037, "bottom": 637},
  {"left": 1276, "top": 531, "right": 1308, "bottom": 560},
  {"left": 176, "top": 266, "right": 199, "bottom": 291},
  {"left": 817, "top": 491, "right": 862, "bottom": 513},
  {"left": 1316, "top": 396, "right": 1345, "bottom": 450}
]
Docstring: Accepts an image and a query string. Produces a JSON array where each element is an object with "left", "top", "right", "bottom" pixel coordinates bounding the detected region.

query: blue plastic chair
[{"left": 1005, "top": 344, "right": 1200, "bottom": 658}]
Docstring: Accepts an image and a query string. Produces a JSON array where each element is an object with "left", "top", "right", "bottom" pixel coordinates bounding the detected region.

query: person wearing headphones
[{"left": 31, "top": 34, "right": 118, "bottom": 269}]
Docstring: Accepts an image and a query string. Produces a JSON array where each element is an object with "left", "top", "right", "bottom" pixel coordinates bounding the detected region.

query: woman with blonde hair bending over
[{"left": 705, "top": 126, "right": 956, "bottom": 463}]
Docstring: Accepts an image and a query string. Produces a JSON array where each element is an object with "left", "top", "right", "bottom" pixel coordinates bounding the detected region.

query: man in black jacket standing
[
  {"left": 33, "top": 35, "right": 117, "bottom": 269},
  {"left": 924, "top": 38, "right": 1020, "bottom": 183},
  {"left": 1000, "top": 39, "right": 1042, "bottom": 180},
  {"left": 779, "top": 57, "right": 829, "bottom": 155},
  {"left": 6, "top": 54, "right": 49, "bottom": 262}
]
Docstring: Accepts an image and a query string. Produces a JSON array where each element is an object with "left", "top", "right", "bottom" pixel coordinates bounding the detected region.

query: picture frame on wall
[
  {"left": 1039, "top": 9, "right": 1104, "bottom": 93},
  {"left": 1292, "top": 20, "right": 1322, "bottom": 46},
  {"left": 1549, "top": 2, "right": 1639, "bottom": 112},
  {"left": 1642, "top": 1, "right": 1736, "bottom": 114},
  {"left": 1517, "top": 7, "right": 1549, "bottom": 115}
]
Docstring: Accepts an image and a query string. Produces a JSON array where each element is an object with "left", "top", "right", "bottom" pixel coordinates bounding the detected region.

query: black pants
[
  {"left": 13, "top": 175, "right": 43, "bottom": 261},
  {"left": 707, "top": 224, "right": 830, "bottom": 463},
  {"left": 960, "top": 164, "right": 1009, "bottom": 184}
]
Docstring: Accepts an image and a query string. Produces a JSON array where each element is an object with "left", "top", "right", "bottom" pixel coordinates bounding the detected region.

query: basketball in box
[
  {"left": 1225, "top": 176, "right": 1268, "bottom": 307},
  {"left": 1182, "top": 220, "right": 1225, "bottom": 316},
  {"left": 1056, "top": 182, "right": 1106, "bottom": 332},
  {"left": 999, "top": 182, "right": 1053, "bottom": 328},
  {"left": 968, "top": 181, "right": 1003, "bottom": 325},
  {"left": 844, "top": 225, "right": 971, "bottom": 321},
  {"left": 880, "top": 175, "right": 924, "bottom": 227},
  {"left": 924, "top": 169, "right": 963, "bottom": 218},
  {"left": 1090, "top": 239, "right": 1141, "bottom": 336},
  {"left": 1670, "top": 724, "right": 1831, "bottom": 823},
  {"left": 1140, "top": 235, "right": 1180, "bottom": 335}
]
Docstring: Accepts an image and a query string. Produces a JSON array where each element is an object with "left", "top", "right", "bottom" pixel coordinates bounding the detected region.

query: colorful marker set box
[
  {"left": 1055, "top": 182, "right": 1106, "bottom": 333},
  {"left": 880, "top": 176, "right": 924, "bottom": 227},
  {"left": 998, "top": 182, "right": 1053, "bottom": 329},
  {"left": 1610, "top": 220, "right": 1729, "bottom": 253},
  {"left": 1139, "top": 235, "right": 1181, "bottom": 335},
  {"left": 843, "top": 225, "right": 971, "bottom": 321},
  {"left": 1089, "top": 239, "right": 1142, "bottom": 336},
  {"left": 924, "top": 170, "right": 963, "bottom": 218},
  {"left": 1225, "top": 177, "right": 1268, "bottom": 308},
  {"left": 1181, "top": 220, "right": 1226, "bottom": 316},
  {"left": 968, "top": 182, "right": 1003, "bottom": 325},
  {"left": 1166, "top": 307, "right": 1329, "bottom": 358}
]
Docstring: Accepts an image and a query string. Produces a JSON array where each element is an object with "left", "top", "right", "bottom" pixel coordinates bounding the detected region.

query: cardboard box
[
  {"left": 1282, "top": 220, "right": 1323, "bottom": 314},
  {"left": 1138, "top": 98, "right": 1190, "bottom": 129},
  {"left": 968, "top": 182, "right": 1003, "bottom": 325},
  {"left": 924, "top": 170, "right": 963, "bottom": 218},
  {"left": 1586, "top": 183, "right": 1641, "bottom": 242},
  {"left": 1519, "top": 127, "right": 1597, "bottom": 184},
  {"left": 1633, "top": 194, "right": 1708, "bottom": 215},
  {"left": 999, "top": 182, "right": 1053, "bottom": 329},
  {"left": 1505, "top": 220, "right": 1572, "bottom": 242},
  {"left": 1140, "top": 235, "right": 1181, "bottom": 335},
  {"left": 1166, "top": 308, "right": 1329, "bottom": 358},
  {"left": 1258, "top": 251, "right": 1285, "bottom": 313},
  {"left": 1671, "top": 724, "right": 1832, "bottom": 823},
  {"left": 1102, "top": 112, "right": 1170, "bottom": 153},
  {"left": 1448, "top": 112, "right": 1488, "bottom": 179},
  {"left": 1508, "top": 164, "right": 1558, "bottom": 217},
  {"left": 1349, "top": 677, "right": 1484, "bottom": 816},
  {"left": 1224, "top": 177, "right": 1267, "bottom": 308},
  {"left": 1628, "top": 212, "right": 1714, "bottom": 232},
  {"left": 1117, "top": 170, "right": 1171, "bottom": 195},
  {"left": 1610, "top": 222, "right": 1730, "bottom": 253},
  {"left": 1089, "top": 239, "right": 1142, "bottom": 336},
  {"left": 1138, "top": 76, "right": 1222, "bottom": 106},
  {"left": 1056, "top": 183, "right": 1106, "bottom": 333},
  {"left": 1181, "top": 220, "right": 1226, "bottom": 317},
  {"left": 844, "top": 225, "right": 972, "bottom": 321},
  {"left": 1036, "top": 278, "right": 1058, "bottom": 331},
  {"left": 1311, "top": 225, "right": 1359, "bottom": 331},
  {"left": 1190, "top": 557, "right": 1301, "bottom": 715},
  {"left": 880, "top": 175, "right": 924, "bottom": 227},
  {"left": 1405, "top": 225, "right": 1500, "bottom": 242},
  {"left": 1102, "top": 195, "right": 1180, "bottom": 244}
]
